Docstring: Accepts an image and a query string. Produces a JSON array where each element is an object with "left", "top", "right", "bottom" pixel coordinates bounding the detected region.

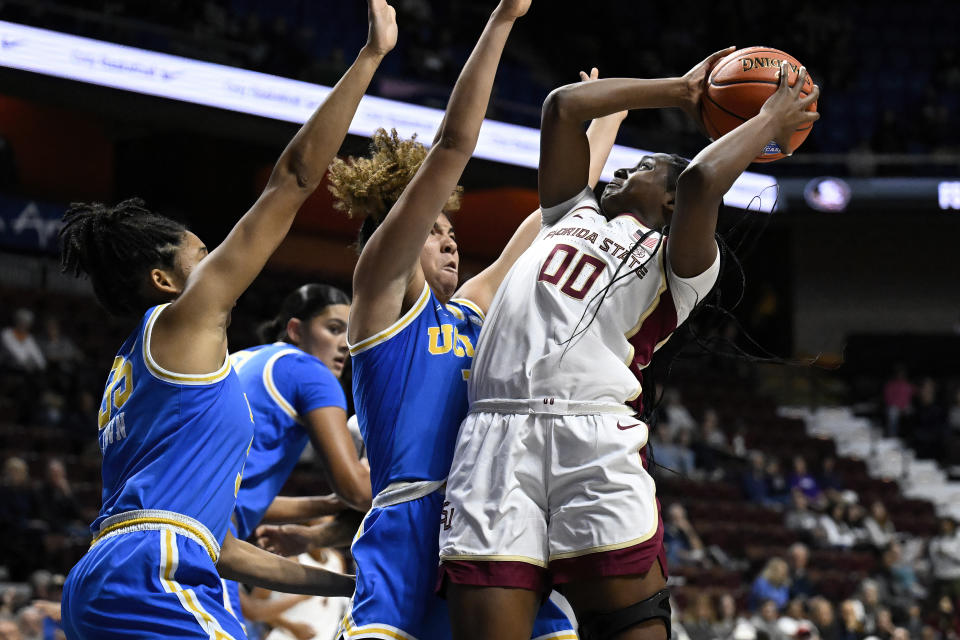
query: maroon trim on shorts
[
  {"left": 549, "top": 500, "right": 668, "bottom": 584},
  {"left": 437, "top": 559, "right": 549, "bottom": 593}
]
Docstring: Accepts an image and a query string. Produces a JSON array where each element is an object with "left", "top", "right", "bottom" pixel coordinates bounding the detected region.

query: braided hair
[
  {"left": 327, "top": 128, "right": 463, "bottom": 253},
  {"left": 258, "top": 284, "right": 351, "bottom": 344},
  {"left": 58, "top": 198, "right": 187, "bottom": 317}
]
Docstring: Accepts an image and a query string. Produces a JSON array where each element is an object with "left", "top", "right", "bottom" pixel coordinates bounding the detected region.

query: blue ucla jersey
[
  {"left": 350, "top": 283, "right": 483, "bottom": 495},
  {"left": 229, "top": 342, "right": 347, "bottom": 540},
  {"left": 92, "top": 304, "right": 255, "bottom": 546}
]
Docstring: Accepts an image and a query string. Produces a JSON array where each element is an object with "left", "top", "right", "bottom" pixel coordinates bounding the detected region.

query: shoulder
[
  {"left": 349, "top": 282, "right": 433, "bottom": 356},
  {"left": 541, "top": 187, "right": 601, "bottom": 227}
]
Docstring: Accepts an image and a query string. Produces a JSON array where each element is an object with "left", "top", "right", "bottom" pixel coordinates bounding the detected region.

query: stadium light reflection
[{"left": 0, "top": 20, "right": 777, "bottom": 212}]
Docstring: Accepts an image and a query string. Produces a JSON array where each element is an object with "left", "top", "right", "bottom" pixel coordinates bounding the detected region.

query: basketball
[{"left": 700, "top": 46, "right": 817, "bottom": 163}]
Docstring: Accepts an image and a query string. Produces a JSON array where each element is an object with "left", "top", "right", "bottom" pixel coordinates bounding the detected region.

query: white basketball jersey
[{"left": 469, "top": 188, "right": 719, "bottom": 407}]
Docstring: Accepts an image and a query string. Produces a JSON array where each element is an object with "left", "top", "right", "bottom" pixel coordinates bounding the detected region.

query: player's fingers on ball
[
  {"left": 794, "top": 66, "right": 808, "bottom": 94},
  {"left": 579, "top": 71, "right": 589, "bottom": 81},
  {"left": 801, "top": 84, "right": 820, "bottom": 106}
]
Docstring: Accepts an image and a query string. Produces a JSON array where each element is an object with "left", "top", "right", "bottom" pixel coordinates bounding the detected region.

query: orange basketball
[{"left": 700, "top": 46, "right": 817, "bottom": 163}]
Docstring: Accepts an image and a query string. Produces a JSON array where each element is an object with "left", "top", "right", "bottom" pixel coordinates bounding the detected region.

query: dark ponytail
[
  {"left": 258, "top": 284, "right": 351, "bottom": 344},
  {"left": 58, "top": 198, "right": 187, "bottom": 317}
]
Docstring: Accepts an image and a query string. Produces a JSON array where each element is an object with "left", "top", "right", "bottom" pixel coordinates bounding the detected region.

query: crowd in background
[{"left": 4, "top": 0, "right": 960, "bottom": 169}]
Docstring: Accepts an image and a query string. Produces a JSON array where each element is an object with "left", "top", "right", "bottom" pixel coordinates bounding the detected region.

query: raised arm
[
  {"left": 218, "top": 530, "right": 354, "bottom": 596},
  {"left": 455, "top": 68, "right": 627, "bottom": 312},
  {"left": 669, "top": 65, "right": 818, "bottom": 277},
  {"left": 153, "top": 0, "right": 397, "bottom": 373},
  {"left": 538, "top": 48, "right": 735, "bottom": 209},
  {"left": 349, "top": 0, "right": 530, "bottom": 343}
]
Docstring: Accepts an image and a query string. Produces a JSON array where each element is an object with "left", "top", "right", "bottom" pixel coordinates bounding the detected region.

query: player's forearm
[
  {"left": 677, "top": 111, "right": 776, "bottom": 203},
  {"left": 545, "top": 77, "right": 688, "bottom": 125},
  {"left": 430, "top": 7, "right": 521, "bottom": 155},
  {"left": 218, "top": 533, "right": 354, "bottom": 597},
  {"left": 261, "top": 495, "right": 346, "bottom": 524},
  {"left": 268, "top": 47, "right": 385, "bottom": 197}
]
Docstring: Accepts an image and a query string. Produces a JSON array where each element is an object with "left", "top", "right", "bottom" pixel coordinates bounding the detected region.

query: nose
[
  {"left": 442, "top": 234, "right": 457, "bottom": 254},
  {"left": 614, "top": 168, "right": 629, "bottom": 180}
]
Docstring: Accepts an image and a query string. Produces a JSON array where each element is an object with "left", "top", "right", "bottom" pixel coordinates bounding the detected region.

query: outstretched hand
[
  {"left": 760, "top": 63, "right": 820, "bottom": 155},
  {"left": 496, "top": 0, "right": 531, "bottom": 19},
  {"left": 681, "top": 46, "right": 736, "bottom": 134},
  {"left": 366, "top": 0, "right": 398, "bottom": 56}
]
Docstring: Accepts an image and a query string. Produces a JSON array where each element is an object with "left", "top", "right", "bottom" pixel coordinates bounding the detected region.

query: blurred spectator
[
  {"left": 907, "top": 378, "right": 947, "bottom": 462},
  {"left": 934, "top": 595, "right": 960, "bottom": 639},
  {"left": 693, "top": 408, "right": 727, "bottom": 474},
  {"left": 928, "top": 517, "right": 960, "bottom": 603},
  {"left": 765, "top": 457, "right": 791, "bottom": 506},
  {"left": 873, "top": 607, "right": 896, "bottom": 640},
  {"left": 873, "top": 541, "right": 924, "bottom": 615},
  {"left": 661, "top": 388, "right": 697, "bottom": 440},
  {"left": 785, "top": 489, "right": 820, "bottom": 539},
  {"left": 1, "top": 309, "right": 45, "bottom": 372},
  {"left": 35, "top": 460, "right": 85, "bottom": 536},
  {"left": 743, "top": 451, "right": 771, "bottom": 505},
  {"left": 863, "top": 500, "right": 896, "bottom": 550},
  {"left": 712, "top": 593, "right": 739, "bottom": 639},
  {"left": 787, "top": 542, "right": 814, "bottom": 599},
  {"left": 818, "top": 456, "right": 844, "bottom": 500},
  {"left": 683, "top": 593, "right": 717, "bottom": 640},
  {"left": 883, "top": 365, "right": 914, "bottom": 438},
  {"left": 857, "top": 579, "right": 881, "bottom": 635},
  {"left": 664, "top": 503, "right": 707, "bottom": 568},
  {"left": 0, "top": 457, "right": 38, "bottom": 530},
  {"left": 789, "top": 456, "right": 822, "bottom": 504},
  {"left": 837, "top": 599, "right": 864, "bottom": 640},
  {"left": 750, "top": 599, "right": 788, "bottom": 640},
  {"left": 818, "top": 501, "right": 857, "bottom": 549},
  {"left": 750, "top": 558, "right": 791, "bottom": 611},
  {"left": 38, "top": 318, "right": 81, "bottom": 371},
  {"left": 654, "top": 429, "right": 696, "bottom": 476}
]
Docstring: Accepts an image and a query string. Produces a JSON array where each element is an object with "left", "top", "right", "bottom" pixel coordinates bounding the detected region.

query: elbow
[
  {"left": 675, "top": 162, "right": 714, "bottom": 200},
  {"left": 542, "top": 85, "right": 579, "bottom": 124},
  {"left": 275, "top": 148, "right": 320, "bottom": 192},
  {"left": 433, "top": 130, "right": 477, "bottom": 157}
]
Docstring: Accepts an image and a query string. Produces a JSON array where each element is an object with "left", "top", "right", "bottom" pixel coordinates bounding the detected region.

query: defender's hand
[{"left": 366, "top": 0, "right": 397, "bottom": 57}]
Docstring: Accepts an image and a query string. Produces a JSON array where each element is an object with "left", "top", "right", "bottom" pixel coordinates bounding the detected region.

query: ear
[
  {"left": 148, "top": 268, "right": 183, "bottom": 298},
  {"left": 286, "top": 317, "right": 303, "bottom": 345},
  {"left": 662, "top": 190, "right": 676, "bottom": 218}
]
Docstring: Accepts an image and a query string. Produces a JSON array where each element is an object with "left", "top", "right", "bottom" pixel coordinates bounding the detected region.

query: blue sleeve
[{"left": 271, "top": 354, "right": 347, "bottom": 416}]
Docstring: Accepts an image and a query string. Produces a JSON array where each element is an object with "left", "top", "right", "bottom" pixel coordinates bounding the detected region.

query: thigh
[
  {"left": 440, "top": 412, "right": 549, "bottom": 583},
  {"left": 561, "top": 561, "right": 668, "bottom": 640},
  {"left": 63, "top": 532, "right": 247, "bottom": 640},
  {"left": 547, "top": 414, "right": 663, "bottom": 584},
  {"left": 344, "top": 497, "right": 446, "bottom": 640},
  {"left": 447, "top": 584, "right": 540, "bottom": 640}
]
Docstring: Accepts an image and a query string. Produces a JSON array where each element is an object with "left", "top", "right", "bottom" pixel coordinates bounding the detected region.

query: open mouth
[{"left": 332, "top": 356, "right": 346, "bottom": 368}]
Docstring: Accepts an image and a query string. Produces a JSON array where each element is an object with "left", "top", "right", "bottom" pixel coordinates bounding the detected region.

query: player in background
[
  {"left": 439, "top": 53, "right": 819, "bottom": 640},
  {"left": 57, "top": 1, "right": 396, "bottom": 637},
  {"left": 222, "top": 283, "right": 371, "bottom": 633}
]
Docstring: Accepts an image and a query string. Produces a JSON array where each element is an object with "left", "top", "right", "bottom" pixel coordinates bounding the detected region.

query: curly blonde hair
[{"left": 327, "top": 128, "right": 463, "bottom": 224}]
